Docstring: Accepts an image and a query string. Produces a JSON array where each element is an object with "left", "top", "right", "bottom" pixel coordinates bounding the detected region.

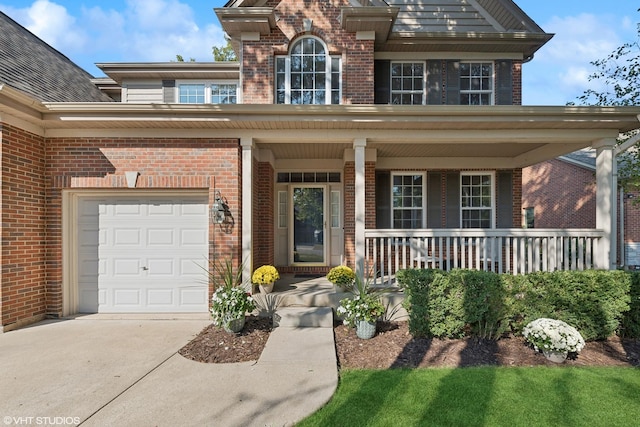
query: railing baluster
[{"left": 364, "top": 229, "right": 604, "bottom": 278}]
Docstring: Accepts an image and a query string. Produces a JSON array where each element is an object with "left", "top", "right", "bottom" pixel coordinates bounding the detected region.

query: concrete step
[{"left": 273, "top": 307, "right": 334, "bottom": 328}]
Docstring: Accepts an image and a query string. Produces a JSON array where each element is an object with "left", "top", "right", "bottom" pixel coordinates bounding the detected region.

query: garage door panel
[
  {"left": 114, "top": 203, "right": 142, "bottom": 216},
  {"left": 147, "top": 258, "right": 174, "bottom": 276},
  {"left": 78, "top": 195, "right": 209, "bottom": 313},
  {"left": 113, "top": 228, "right": 142, "bottom": 246},
  {"left": 148, "top": 228, "right": 175, "bottom": 246},
  {"left": 181, "top": 203, "right": 209, "bottom": 215},
  {"left": 113, "top": 289, "right": 141, "bottom": 306},
  {"left": 112, "top": 258, "right": 143, "bottom": 276},
  {"left": 148, "top": 203, "right": 175, "bottom": 216},
  {"left": 147, "top": 289, "right": 173, "bottom": 305},
  {"left": 181, "top": 229, "right": 207, "bottom": 246},
  {"left": 181, "top": 258, "right": 205, "bottom": 276},
  {"left": 179, "top": 288, "right": 208, "bottom": 306}
]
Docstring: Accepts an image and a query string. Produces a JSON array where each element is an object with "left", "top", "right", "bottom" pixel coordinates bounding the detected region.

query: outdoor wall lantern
[{"left": 211, "top": 191, "right": 230, "bottom": 225}]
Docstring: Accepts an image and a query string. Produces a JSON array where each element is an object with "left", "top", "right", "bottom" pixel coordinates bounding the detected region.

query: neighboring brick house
[
  {"left": 523, "top": 149, "right": 640, "bottom": 269},
  {"left": 2, "top": 1, "right": 640, "bottom": 331}
]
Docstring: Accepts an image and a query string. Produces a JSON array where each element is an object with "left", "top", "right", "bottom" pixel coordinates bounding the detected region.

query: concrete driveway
[
  {"left": 0, "top": 316, "right": 210, "bottom": 426},
  {"left": 0, "top": 314, "right": 338, "bottom": 427}
]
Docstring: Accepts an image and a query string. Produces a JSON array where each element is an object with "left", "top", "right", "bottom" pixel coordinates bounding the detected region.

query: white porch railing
[{"left": 365, "top": 229, "right": 604, "bottom": 286}]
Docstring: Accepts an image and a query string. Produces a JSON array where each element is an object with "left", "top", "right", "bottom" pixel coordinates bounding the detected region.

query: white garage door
[{"left": 77, "top": 195, "right": 209, "bottom": 313}]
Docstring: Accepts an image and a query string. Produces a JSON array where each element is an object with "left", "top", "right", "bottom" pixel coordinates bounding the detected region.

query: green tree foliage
[
  {"left": 175, "top": 54, "right": 195, "bottom": 62},
  {"left": 213, "top": 40, "right": 237, "bottom": 62},
  {"left": 575, "top": 9, "right": 640, "bottom": 191}
]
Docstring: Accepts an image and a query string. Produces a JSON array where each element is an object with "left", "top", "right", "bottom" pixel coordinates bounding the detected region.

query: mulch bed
[
  {"left": 334, "top": 321, "right": 640, "bottom": 369},
  {"left": 179, "top": 316, "right": 273, "bottom": 364},
  {"left": 179, "top": 317, "right": 640, "bottom": 368}
]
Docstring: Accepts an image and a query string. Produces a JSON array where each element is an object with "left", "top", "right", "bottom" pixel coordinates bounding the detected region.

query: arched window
[{"left": 275, "top": 37, "right": 341, "bottom": 104}]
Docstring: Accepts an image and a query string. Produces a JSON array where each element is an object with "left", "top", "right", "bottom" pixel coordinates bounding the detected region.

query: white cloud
[
  {"left": 523, "top": 13, "right": 632, "bottom": 105},
  {"left": 1, "top": 0, "right": 227, "bottom": 69},
  {"left": 3, "top": 0, "right": 87, "bottom": 51},
  {"left": 538, "top": 13, "right": 621, "bottom": 64}
]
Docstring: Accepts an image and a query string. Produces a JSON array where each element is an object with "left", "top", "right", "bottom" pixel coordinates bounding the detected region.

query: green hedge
[
  {"left": 397, "top": 269, "right": 632, "bottom": 341},
  {"left": 620, "top": 272, "right": 640, "bottom": 338}
]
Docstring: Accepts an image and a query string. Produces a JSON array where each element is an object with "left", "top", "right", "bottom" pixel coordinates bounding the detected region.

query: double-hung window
[
  {"left": 392, "top": 173, "right": 425, "bottom": 229},
  {"left": 275, "top": 37, "right": 341, "bottom": 104},
  {"left": 178, "top": 81, "right": 238, "bottom": 104},
  {"left": 461, "top": 173, "right": 494, "bottom": 228},
  {"left": 391, "top": 62, "right": 424, "bottom": 105},
  {"left": 459, "top": 62, "right": 493, "bottom": 105}
]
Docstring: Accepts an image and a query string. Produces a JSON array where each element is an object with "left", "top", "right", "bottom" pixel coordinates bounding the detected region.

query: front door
[{"left": 291, "top": 186, "right": 326, "bottom": 265}]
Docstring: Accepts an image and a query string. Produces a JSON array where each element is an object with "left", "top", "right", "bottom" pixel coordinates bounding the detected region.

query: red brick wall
[
  {"left": 1, "top": 124, "right": 47, "bottom": 329},
  {"left": 512, "top": 61, "right": 522, "bottom": 105},
  {"left": 522, "top": 159, "right": 596, "bottom": 228},
  {"left": 253, "top": 160, "right": 274, "bottom": 270},
  {"left": 241, "top": 0, "right": 374, "bottom": 105},
  {"left": 45, "top": 137, "right": 241, "bottom": 318},
  {"left": 343, "top": 161, "right": 376, "bottom": 268},
  {"left": 625, "top": 191, "right": 640, "bottom": 243}
]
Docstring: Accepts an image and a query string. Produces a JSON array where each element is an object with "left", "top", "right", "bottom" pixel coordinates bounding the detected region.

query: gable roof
[
  {"left": 219, "top": 0, "right": 552, "bottom": 58},
  {"left": 0, "top": 11, "right": 112, "bottom": 103}
]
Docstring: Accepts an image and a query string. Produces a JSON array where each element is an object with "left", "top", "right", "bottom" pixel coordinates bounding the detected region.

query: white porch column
[
  {"left": 594, "top": 138, "right": 616, "bottom": 270},
  {"left": 354, "top": 138, "right": 367, "bottom": 276},
  {"left": 241, "top": 137, "right": 254, "bottom": 283}
]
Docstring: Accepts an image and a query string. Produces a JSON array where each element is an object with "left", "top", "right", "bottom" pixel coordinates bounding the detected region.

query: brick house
[
  {"left": 523, "top": 149, "right": 640, "bottom": 269},
  {"left": 2, "top": 1, "right": 640, "bottom": 331}
]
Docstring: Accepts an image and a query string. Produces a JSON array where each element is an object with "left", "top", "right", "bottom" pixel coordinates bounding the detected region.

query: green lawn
[{"left": 297, "top": 367, "right": 640, "bottom": 427}]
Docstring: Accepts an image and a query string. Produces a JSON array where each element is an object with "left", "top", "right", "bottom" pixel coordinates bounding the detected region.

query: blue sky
[{"left": 0, "top": 0, "right": 637, "bottom": 105}]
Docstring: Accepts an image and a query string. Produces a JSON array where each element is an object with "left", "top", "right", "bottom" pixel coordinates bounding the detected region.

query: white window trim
[
  {"left": 390, "top": 172, "right": 427, "bottom": 229},
  {"left": 460, "top": 171, "right": 496, "bottom": 229},
  {"left": 459, "top": 61, "right": 495, "bottom": 106},
  {"left": 176, "top": 80, "right": 240, "bottom": 104},
  {"left": 390, "top": 61, "right": 426, "bottom": 105},
  {"left": 275, "top": 36, "right": 341, "bottom": 105}
]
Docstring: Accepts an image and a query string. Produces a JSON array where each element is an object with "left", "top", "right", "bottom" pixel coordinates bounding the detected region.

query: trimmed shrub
[
  {"left": 398, "top": 269, "right": 509, "bottom": 339},
  {"left": 399, "top": 268, "right": 632, "bottom": 341},
  {"left": 511, "top": 270, "right": 631, "bottom": 341},
  {"left": 620, "top": 272, "right": 640, "bottom": 338},
  {"left": 396, "top": 268, "right": 440, "bottom": 337}
]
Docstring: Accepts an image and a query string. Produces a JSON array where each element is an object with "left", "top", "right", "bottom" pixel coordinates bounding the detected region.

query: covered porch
[{"left": 236, "top": 105, "right": 640, "bottom": 280}]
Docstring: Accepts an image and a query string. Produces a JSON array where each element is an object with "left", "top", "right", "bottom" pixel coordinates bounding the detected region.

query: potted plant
[
  {"left": 336, "top": 270, "right": 387, "bottom": 339},
  {"left": 207, "top": 257, "right": 255, "bottom": 333},
  {"left": 252, "top": 265, "right": 280, "bottom": 294},
  {"left": 522, "top": 318, "right": 585, "bottom": 363},
  {"left": 327, "top": 265, "right": 355, "bottom": 291}
]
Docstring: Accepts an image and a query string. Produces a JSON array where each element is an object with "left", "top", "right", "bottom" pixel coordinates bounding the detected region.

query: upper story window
[
  {"left": 461, "top": 172, "right": 494, "bottom": 228},
  {"left": 391, "top": 62, "right": 424, "bottom": 105},
  {"left": 275, "top": 37, "right": 341, "bottom": 104},
  {"left": 177, "top": 81, "right": 238, "bottom": 104},
  {"left": 459, "top": 62, "right": 493, "bottom": 105},
  {"left": 179, "top": 84, "right": 205, "bottom": 103}
]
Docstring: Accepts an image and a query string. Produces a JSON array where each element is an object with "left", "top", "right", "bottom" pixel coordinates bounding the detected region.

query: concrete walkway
[{"left": 0, "top": 313, "right": 338, "bottom": 427}]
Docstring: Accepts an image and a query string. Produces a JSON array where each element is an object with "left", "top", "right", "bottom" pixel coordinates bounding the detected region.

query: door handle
[{"left": 142, "top": 266, "right": 149, "bottom": 271}]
